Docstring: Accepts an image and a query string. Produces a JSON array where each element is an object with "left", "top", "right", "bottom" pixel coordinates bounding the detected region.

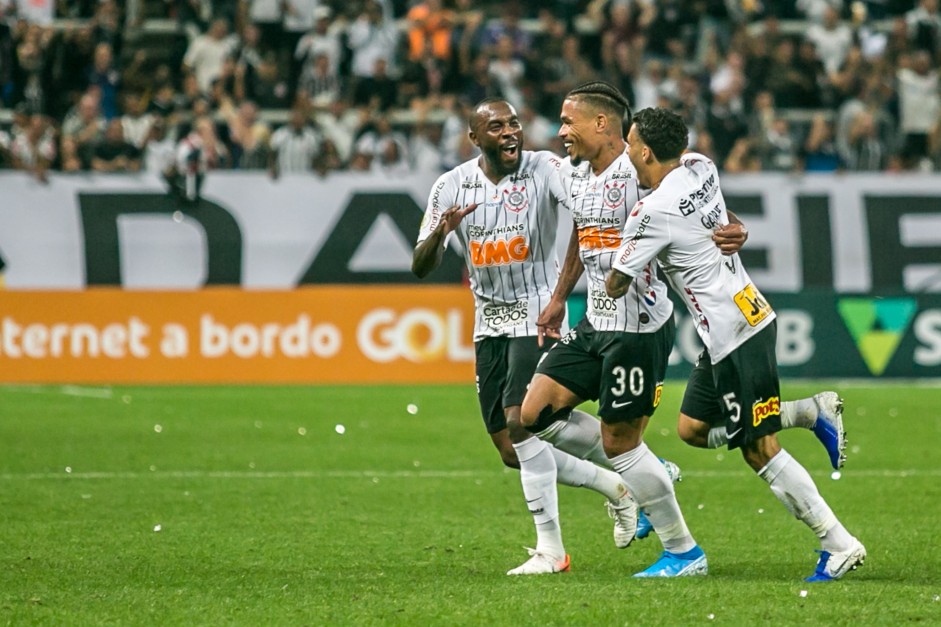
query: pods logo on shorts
[
  {"left": 653, "top": 383, "right": 663, "bottom": 408},
  {"left": 751, "top": 396, "right": 780, "bottom": 427},
  {"left": 503, "top": 185, "right": 529, "bottom": 213}
]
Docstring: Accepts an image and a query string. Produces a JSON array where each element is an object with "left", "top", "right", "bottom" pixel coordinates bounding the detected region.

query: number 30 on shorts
[{"left": 611, "top": 366, "right": 644, "bottom": 397}]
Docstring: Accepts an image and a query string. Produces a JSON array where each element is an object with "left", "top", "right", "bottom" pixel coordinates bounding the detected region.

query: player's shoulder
[{"left": 524, "top": 149, "right": 565, "bottom": 172}]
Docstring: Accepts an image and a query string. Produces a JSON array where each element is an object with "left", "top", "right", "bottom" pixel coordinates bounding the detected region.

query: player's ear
[{"left": 468, "top": 130, "right": 479, "bottom": 147}]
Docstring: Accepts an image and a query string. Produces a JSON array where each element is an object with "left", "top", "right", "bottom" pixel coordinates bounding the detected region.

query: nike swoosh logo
[
  {"left": 727, "top": 428, "right": 742, "bottom": 440},
  {"left": 611, "top": 400, "right": 633, "bottom": 408}
]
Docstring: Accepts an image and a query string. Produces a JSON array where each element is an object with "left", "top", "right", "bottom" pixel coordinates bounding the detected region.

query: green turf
[{"left": 1, "top": 382, "right": 939, "bottom": 625}]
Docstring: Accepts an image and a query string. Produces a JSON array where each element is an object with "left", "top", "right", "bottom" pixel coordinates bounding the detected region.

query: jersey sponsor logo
[
  {"left": 571, "top": 169, "right": 589, "bottom": 179},
  {"left": 751, "top": 396, "right": 780, "bottom": 427},
  {"left": 733, "top": 283, "right": 773, "bottom": 327},
  {"left": 469, "top": 236, "right": 529, "bottom": 266},
  {"left": 431, "top": 180, "right": 447, "bottom": 210},
  {"left": 616, "top": 213, "right": 651, "bottom": 263},
  {"left": 589, "top": 286, "right": 618, "bottom": 319},
  {"left": 467, "top": 223, "right": 525, "bottom": 238},
  {"left": 652, "top": 383, "right": 663, "bottom": 408},
  {"left": 700, "top": 204, "right": 723, "bottom": 229},
  {"left": 510, "top": 172, "right": 532, "bottom": 182},
  {"left": 461, "top": 181, "right": 483, "bottom": 189},
  {"left": 679, "top": 173, "right": 718, "bottom": 217},
  {"left": 604, "top": 182, "right": 626, "bottom": 209},
  {"left": 578, "top": 226, "right": 621, "bottom": 250},
  {"left": 503, "top": 185, "right": 529, "bottom": 213},
  {"left": 482, "top": 301, "right": 528, "bottom": 330},
  {"left": 610, "top": 171, "right": 632, "bottom": 180}
]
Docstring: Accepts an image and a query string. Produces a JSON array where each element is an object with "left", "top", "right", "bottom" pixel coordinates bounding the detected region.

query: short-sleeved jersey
[
  {"left": 557, "top": 152, "right": 673, "bottom": 333},
  {"left": 612, "top": 152, "right": 776, "bottom": 363},
  {"left": 417, "top": 151, "right": 564, "bottom": 341}
]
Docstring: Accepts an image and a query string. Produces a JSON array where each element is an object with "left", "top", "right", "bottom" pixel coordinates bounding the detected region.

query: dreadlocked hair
[{"left": 566, "top": 81, "right": 633, "bottom": 135}]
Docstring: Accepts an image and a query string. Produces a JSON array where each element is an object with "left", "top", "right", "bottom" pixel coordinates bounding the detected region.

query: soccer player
[
  {"left": 412, "top": 98, "right": 637, "bottom": 575},
  {"left": 606, "top": 107, "right": 866, "bottom": 582},
  {"left": 520, "top": 82, "right": 708, "bottom": 578}
]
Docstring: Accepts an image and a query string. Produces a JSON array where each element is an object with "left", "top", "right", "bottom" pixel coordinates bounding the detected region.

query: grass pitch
[{"left": 1, "top": 382, "right": 939, "bottom": 625}]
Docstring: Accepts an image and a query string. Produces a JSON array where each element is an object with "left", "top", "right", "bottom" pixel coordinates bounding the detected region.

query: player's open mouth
[
  {"left": 562, "top": 141, "right": 574, "bottom": 155},
  {"left": 501, "top": 143, "right": 519, "bottom": 158}
]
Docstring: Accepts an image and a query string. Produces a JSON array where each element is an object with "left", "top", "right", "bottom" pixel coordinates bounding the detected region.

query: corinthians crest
[
  {"left": 604, "top": 181, "right": 626, "bottom": 209},
  {"left": 503, "top": 185, "right": 529, "bottom": 213}
]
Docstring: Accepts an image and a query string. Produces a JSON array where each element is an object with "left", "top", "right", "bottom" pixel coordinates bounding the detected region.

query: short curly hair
[
  {"left": 631, "top": 108, "right": 688, "bottom": 161},
  {"left": 566, "top": 81, "right": 632, "bottom": 136}
]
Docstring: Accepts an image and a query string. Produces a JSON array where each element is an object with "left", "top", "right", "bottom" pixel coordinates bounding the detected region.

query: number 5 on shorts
[{"left": 723, "top": 392, "right": 741, "bottom": 424}]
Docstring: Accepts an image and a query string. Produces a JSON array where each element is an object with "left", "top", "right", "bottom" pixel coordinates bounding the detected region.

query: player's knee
[
  {"left": 525, "top": 404, "right": 571, "bottom": 434},
  {"left": 676, "top": 413, "right": 703, "bottom": 447}
]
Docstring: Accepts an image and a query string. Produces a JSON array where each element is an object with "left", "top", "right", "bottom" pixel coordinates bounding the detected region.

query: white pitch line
[{"left": 0, "top": 469, "right": 939, "bottom": 481}]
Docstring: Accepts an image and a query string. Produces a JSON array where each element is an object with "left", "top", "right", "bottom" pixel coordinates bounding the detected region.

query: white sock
[
  {"left": 550, "top": 446, "right": 627, "bottom": 501},
  {"left": 706, "top": 398, "right": 818, "bottom": 449},
  {"left": 513, "top": 437, "right": 564, "bottom": 559},
  {"left": 609, "top": 442, "right": 696, "bottom": 554},
  {"left": 538, "top": 409, "right": 612, "bottom": 469},
  {"left": 781, "top": 398, "right": 817, "bottom": 429},
  {"left": 757, "top": 448, "right": 853, "bottom": 552}
]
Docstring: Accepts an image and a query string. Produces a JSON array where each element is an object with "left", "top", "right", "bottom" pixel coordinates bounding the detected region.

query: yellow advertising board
[{"left": 0, "top": 287, "right": 476, "bottom": 383}]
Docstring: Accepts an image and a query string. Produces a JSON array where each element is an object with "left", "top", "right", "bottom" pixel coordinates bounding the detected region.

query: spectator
[
  {"left": 406, "top": 0, "right": 454, "bottom": 63},
  {"left": 269, "top": 107, "right": 320, "bottom": 176},
  {"left": 294, "top": 7, "right": 341, "bottom": 77},
  {"left": 799, "top": 112, "right": 842, "bottom": 171},
  {"left": 247, "top": 0, "right": 283, "bottom": 54},
  {"left": 724, "top": 137, "right": 763, "bottom": 172},
  {"left": 243, "top": 52, "right": 291, "bottom": 108},
  {"left": 842, "top": 110, "right": 888, "bottom": 170},
  {"left": 299, "top": 52, "right": 342, "bottom": 109},
  {"left": 897, "top": 50, "right": 940, "bottom": 168},
  {"left": 182, "top": 18, "right": 235, "bottom": 94},
  {"left": 353, "top": 58, "right": 398, "bottom": 111},
  {"left": 224, "top": 100, "right": 271, "bottom": 169},
  {"left": 143, "top": 116, "right": 177, "bottom": 174},
  {"left": 488, "top": 34, "right": 526, "bottom": 108},
  {"left": 168, "top": 116, "right": 230, "bottom": 203},
  {"left": 60, "top": 92, "right": 105, "bottom": 169},
  {"left": 906, "top": 0, "right": 941, "bottom": 55},
  {"left": 91, "top": 119, "right": 142, "bottom": 172},
  {"left": 806, "top": 6, "right": 854, "bottom": 75},
  {"left": 10, "top": 113, "right": 55, "bottom": 181},
  {"left": 86, "top": 41, "right": 120, "bottom": 119},
  {"left": 348, "top": 0, "right": 400, "bottom": 81},
  {"left": 120, "top": 91, "right": 154, "bottom": 149},
  {"left": 350, "top": 114, "right": 407, "bottom": 172},
  {"left": 762, "top": 117, "right": 800, "bottom": 171}
]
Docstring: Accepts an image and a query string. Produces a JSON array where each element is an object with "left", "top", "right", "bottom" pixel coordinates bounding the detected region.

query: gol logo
[
  {"left": 470, "top": 236, "right": 529, "bottom": 266},
  {"left": 357, "top": 308, "right": 474, "bottom": 363},
  {"left": 751, "top": 396, "right": 780, "bottom": 427},
  {"left": 652, "top": 383, "right": 663, "bottom": 408}
]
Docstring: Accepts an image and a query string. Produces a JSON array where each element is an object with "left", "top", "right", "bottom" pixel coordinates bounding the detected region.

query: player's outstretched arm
[
  {"left": 412, "top": 203, "right": 478, "bottom": 278},
  {"left": 605, "top": 268, "right": 633, "bottom": 299},
  {"left": 537, "top": 225, "right": 584, "bottom": 346},
  {"left": 712, "top": 210, "right": 748, "bottom": 256}
]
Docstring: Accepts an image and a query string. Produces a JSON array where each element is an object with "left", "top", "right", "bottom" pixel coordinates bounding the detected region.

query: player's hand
[
  {"left": 536, "top": 299, "right": 565, "bottom": 347},
  {"left": 713, "top": 223, "right": 748, "bottom": 256},
  {"left": 440, "top": 203, "right": 478, "bottom": 234}
]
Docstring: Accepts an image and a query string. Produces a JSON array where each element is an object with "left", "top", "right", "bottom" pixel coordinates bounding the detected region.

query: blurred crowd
[{"left": 1, "top": 0, "right": 941, "bottom": 182}]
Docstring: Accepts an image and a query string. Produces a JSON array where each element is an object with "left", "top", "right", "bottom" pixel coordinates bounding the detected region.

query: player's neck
[
  {"left": 479, "top": 156, "right": 516, "bottom": 185},
  {"left": 648, "top": 160, "right": 681, "bottom": 190},
  {"left": 589, "top": 139, "right": 626, "bottom": 176}
]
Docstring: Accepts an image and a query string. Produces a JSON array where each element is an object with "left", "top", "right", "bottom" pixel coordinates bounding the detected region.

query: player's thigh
[
  {"left": 475, "top": 337, "right": 510, "bottom": 434},
  {"left": 503, "top": 336, "right": 550, "bottom": 409},
  {"left": 531, "top": 320, "right": 601, "bottom": 405},
  {"left": 713, "top": 322, "right": 782, "bottom": 449},
  {"left": 596, "top": 328, "right": 667, "bottom": 424}
]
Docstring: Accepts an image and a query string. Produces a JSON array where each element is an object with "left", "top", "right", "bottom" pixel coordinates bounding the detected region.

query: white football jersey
[
  {"left": 417, "top": 151, "right": 563, "bottom": 341},
  {"left": 612, "top": 152, "right": 776, "bottom": 363},
  {"left": 557, "top": 152, "right": 673, "bottom": 333}
]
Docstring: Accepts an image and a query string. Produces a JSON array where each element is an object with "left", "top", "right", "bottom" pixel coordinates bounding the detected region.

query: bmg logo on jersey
[
  {"left": 469, "top": 237, "right": 529, "bottom": 266},
  {"left": 358, "top": 308, "right": 473, "bottom": 363}
]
